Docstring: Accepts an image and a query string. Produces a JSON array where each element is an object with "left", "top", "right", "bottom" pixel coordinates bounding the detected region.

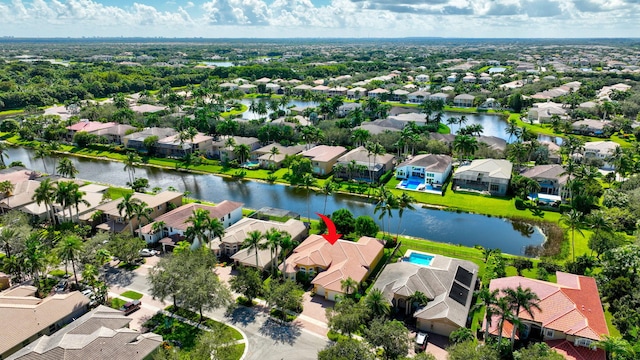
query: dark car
[
  {"left": 54, "top": 279, "right": 68, "bottom": 293},
  {"left": 120, "top": 300, "right": 142, "bottom": 315},
  {"left": 415, "top": 332, "right": 428, "bottom": 352}
]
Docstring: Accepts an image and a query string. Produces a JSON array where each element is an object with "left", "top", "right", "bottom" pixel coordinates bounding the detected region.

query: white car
[{"left": 139, "top": 249, "right": 158, "bottom": 257}]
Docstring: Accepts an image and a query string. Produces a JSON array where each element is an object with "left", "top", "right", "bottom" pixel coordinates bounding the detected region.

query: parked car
[
  {"left": 54, "top": 279, "right": 68, "bottom": 293},
  {"left": 415, "top": 332, "right": 428, "bottom": 352},
  {"left": 120, "top": 300, "right": 142, "bottom": 315},
  {"left": 139, "top": 248, "right": 158, "bottom": 257}
]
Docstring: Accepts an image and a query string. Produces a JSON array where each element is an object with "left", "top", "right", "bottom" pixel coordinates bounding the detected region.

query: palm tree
[
  {"left": 406, "top": 291, "right": 429, "bottom": 315},
  {"left": 33, "top": 178, "right": 57, "bottom": 224},
  {"left": 242, "top": 230, "right": 264, "bottom": 269},
  {"left": 503, "top": 285, "right": 541, "bottom": 347},
  {"left": 69, "top": 183, "right": 90, "bottom": 223},
  {"left": 185, "top": 208, "right": 211, "bottom": 247},
  {"left": 265, "top": 228, "right": 283, "bottom": 277},
  {"left": 596, "top": 335, "right": 631, "bottom": 360},
  {"left": 117, "top": 193, "right": 142, "bottom": 236},
  {"left": 321, "top": 180, "right": 337, "bottom": 215},
  {"left": 365, "top": 288, "right": 391, "bottom": 318},
  {"left": 233, "top": 143, "right": 251, "bottom": 164},
  {"left": 34, "top": 146, "right": 51, "bottom": 174},
  {"left": 132, "top": 201, "right": 153, "bottom": 239},
  {"left": 56, "top": 235, "right": 83, "bottom": 285},
  {"left": 57, "top": 158, "right": 79, "bottom": 178},
  {"left": 178, "top": 127, "right": 198, "bottom": 155},
  {"left": 123, "top": 151, "right": 142, "bottom": 184},
  {"left": 54, "top": 181, "right": 74, "bottom": 222},
  {"left": 366, "top": 142, "right": 386, "bottom": 183},
  {"left": 494, "top": 296, "right": 514, "bottom": 348},
  {"left": 0, "top": 180, "right": 14, "bottom": 205},
  {"left": 0, "top": 141, "right": 9, "bottom": 168},
  {"left": 0, "top": 227, "right": 18, "bottom": 258},
  {"left": 351, "top": 129, "right": 371, "bottom": 147},
  {"left": 46, "top": 141, "right": 61, "bottom": 175},
  {"left": 279, "top": 232, "right": 297, "bottom": 280},
  {"left": 396, "top": 192, "right": 416, "bottom": 239},
  {"left": 207, "top": 217, "right": 225, "bottom": 245},
  {"left": 374, "top": 187, "right": 398, "bottom": 239},
  {"left": 453, "top": 135, "right": 479, "bottom": 161},
  {"left": 505, "top": 118, "right": 521, "bottom": 142},
  {"left": 268, "top": 146, "right": 280, "bottom": 168},
  {"left": 587, "top": 211, "right": 612, "bottom": 256},
  {"left": 297, "top": 173, "right": 316, "bottom": 222},
  {"left": 340, "top": 277, "right": 358, "bottom": 298},
  {"left": 560, "top": 209, "right": 584, "bottom": 262},
  {"left": 472, "top": 287, "right": 500, "bottom": 341}
]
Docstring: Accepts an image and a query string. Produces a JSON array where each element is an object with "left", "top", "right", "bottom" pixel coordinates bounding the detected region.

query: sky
[{"left": 1, "top": 0, "right": 639, "bottom": 38}]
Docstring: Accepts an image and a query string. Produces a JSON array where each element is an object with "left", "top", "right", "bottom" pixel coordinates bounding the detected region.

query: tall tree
[
  {"left": 32, "top": 177, "right": 57, "bottom": 224},
  {"left": 503, "top": 285, "right": 541, "bottom": 347},
  {"left": 56, "top": 235, "right": 83, "bottom": 285},
  {"left": 242, "top": 230, "right": 264, "bottom": 269},
  {"left": 365, "top": 288, "right": 391, "bottom": 318},
  {"left": 560, "top": 209, "right": 584, "bottom": 262},
  {"left": 117, "top": 192, "right": 143, "bottom": 236},
  {"left": 396, "top": 192, "right": 416, "bottom": 239},
  {"left": 123, "top": 151, "right": 142, "bottom": 185},
  {"left": 57, "top": 157, "right": 78, "bottom": 178},
  {"left": 472, "top": 287, "right": 500, "bottom": 341}
]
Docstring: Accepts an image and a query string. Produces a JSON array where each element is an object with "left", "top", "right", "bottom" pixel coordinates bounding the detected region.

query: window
[
  {"left": 227, "top": 214, "right": 231, "bottom": 219},
  {"left": 575, "top": 338, "right": 593, "bottom": 347},
  {"left": 544, "top": 329, "right": 554, "bottom": 338},
  {"left": 490, "top": 184, "right": 499, "bottom": 192},
  {"left": 157, "top": 205, "right": 162, "bottom": 210}
]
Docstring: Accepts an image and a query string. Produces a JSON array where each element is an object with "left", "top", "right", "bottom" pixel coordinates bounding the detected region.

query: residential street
[{"left": 104, "top": 258, "right": 330, "bottom": 360}]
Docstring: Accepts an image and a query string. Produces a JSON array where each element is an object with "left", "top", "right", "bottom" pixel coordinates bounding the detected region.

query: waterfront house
[
  {"left": 156, "top": 132, "right": 214, "bottom": 158},
  {"left": 453, "top": 94, "right": 475, "bottom": 107},
  {"left": 368, "top": 88, "right": 390, "bottom": 99},
  {"left": 582, "top": 141, "right": 619, "bottom": 169},
  {"left": 300, "top": 145, "right": 347, "bottom": 176},
  {"left": 123, "top": 127, "right": 178, "bottom": 152},
  {"left": 7, "top": 306, "right": 162, "bottom": 360},
  {"left": 90, "top": 124, "right": 138, "bottom": 145},
  {"left": 212, "top": 136, "right": 261, "bottom": 162},
  {"left": 572, "top": 119, "right": 612, "bottom": 137},
  {"left": 252, "top": 143, "right": 306, "bottom": 169},
  {"left": 0, "top": 286, "right": 89, "bottom": 359},
  {"left": 94, "top": 191, "right": 183, "bottom": 234},
  {"left": 333, "top": 146, "right": 395, "bottom": 182},
  {"left": 225, "top": 217, "right": 307, "bottom": 269},
  {"left": 453, "top": 159, "right": 512, "bottom": 196},
  {"left": 66, "top": 120, "right": 117, "bottom": 142},
  {"left": 429, "top": 93, "right": 450, "bottom": 103},
  {"left": 395, "top": 154, "right": 453, "bottom": 188},
  {"left": 137, "top": 200, "right": 243, "bottom": 244},
  {"left": 372, "top": 253, "right": 479, "bottom": 336},
  {"left": 408, "top": 91, "right": 431, "bottom": 104},
  {"left": 346, "top": 87, "right": 368, "bottom": 100},
  {"left": 281, "top": 235, "right": 384, "bottom": 301},
  {"left": 521, "top": 164, "right": 569, "bottom": 202},
  {"left": 486, "top": 273, "right": 608, "bottom": 360},
  {"left": 527, "top": 102, "right": 567, "bottom": 123},
  {"left": 336, "top": 102, "right": 362, "bottom": 117}
]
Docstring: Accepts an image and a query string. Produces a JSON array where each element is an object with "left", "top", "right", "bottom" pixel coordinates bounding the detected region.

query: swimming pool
[
  {"left": 405, "top": 251, "right": 435, "bottom": 267},
  {"left": 401, "top": 179, "right": 423, "bottom": 190},
  {"left": 242, "top": 160, "right": 260, "bottom": 168}
]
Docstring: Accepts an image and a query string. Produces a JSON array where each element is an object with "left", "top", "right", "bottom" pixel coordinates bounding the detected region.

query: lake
[{"left": 6, "top": 147, "right": 545, "bottom": 255}]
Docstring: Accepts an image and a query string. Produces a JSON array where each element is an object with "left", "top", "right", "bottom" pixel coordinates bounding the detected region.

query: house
[
  {"left": 281, "top": 235, "right": 384, "bottom": 301},
  {"left": 123, "top": 127, "right": 178, "bottom": 152},
  {"left": 300, "top": 145, "right": 347, "bottom": 176},
  {"left": 333, "top": 146, "right": 395, "bottom": 183},
  {"left": 446, "top": 74, "right": 458, "bottom": 83},
  {"left": 90, "top": 124, "right": 138, "bottom": 145},
  {"left": 527, "top": 102, "right": 568, "bottom": 123},
  {"left": 212, "top": 136, "right": 261, "bottom": 162},
  {"left": 395, "top": 154, "right": 453, "bottom": 186},
  {"left": 328, "top": 86, "right": 348, "bottom": 96},
  {"left": 453, "top": 159, "right": 513, "bottom": 196},
  {"left": 487, "top": 273, "right": 609, "bottom": 360},
  {"left": 0, "top": 180, "right": 48, "bottom": 213},
  {"left": 346, "top": 87, "right": 368, "bottom": 100},
  {"left": 583, "top": 141, "right": 620, "bottom": 169},
  {"left": 429, "top": 93, "right": 449, "bottom": 103},
  {"left": 219, "top": 82, "right": 238, "bottom": 91},
  {"left": 372, "top": 252, "right": 479, "bottom": 336},
  {"left": 226, "top": 217, "right": 308, "bottom": 269},
  {"left": 155, "top": 132, "right": 214, "bottom": 158},
  {"left": 94, "top": 191, "right": 183, "bottom": 234},
  {"left": 572, "top": 119, "right": 612, "bottom": 137},
  {"left": 462, "top": 75, "right": 476, "bottom": 83},
  {"left": 292, "top": 84, "right": 313, "bottom": 95},
  {"left": 311, "top": 85, "right": 330, "bottom": 94},
  {"left": 392, "top": 89, "right": 410, "bottom": 102},
  {"left": 238, "top": 84, "right": 257, "bottom": 93},
  {"left": 367, "top": 88, "right": 390, "bottom": 99},
  {"left": 252, "top": 143, "right": 306, "bottom": 169},
  {"left": 8, "top": 306, "right": 162, "bottom": 360},
  {"left": 453, "top": 94, "right": 475, "bottom": 107},
  {"left": 336, "top": 102, "right": 362, "bottom": 117},
  {"left": 66, "top": 121, "right": 117, "bottom": 141},
  {"left": 138, "top": 200, "right": 243, "bottom": 244},
  {"left": 0, "top": 286, "right": 89, "bottom": 359},
  {"left": 415, "top": 74, "right": 429, "bottom": 82},
  {"left": 521, "top": 164, "right": 569, "bottom": 202},
  {"left": 408, "top": 91, "right": 431, "bottom": 104}
]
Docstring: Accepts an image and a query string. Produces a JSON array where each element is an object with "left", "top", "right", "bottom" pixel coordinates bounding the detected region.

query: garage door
[{"left": 316, "top": 286, "right": 325, "bottom": 297}]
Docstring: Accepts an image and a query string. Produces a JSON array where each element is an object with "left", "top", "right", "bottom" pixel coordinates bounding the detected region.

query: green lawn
[
  {"left": 110, "top": 298, "right": 127, "bottom": 310},
  {"left": 604, "top": 306, "right": 622, "bottom": 337},
  {"left": 120, "top": 290, "right": 143, "bottom": 300}
]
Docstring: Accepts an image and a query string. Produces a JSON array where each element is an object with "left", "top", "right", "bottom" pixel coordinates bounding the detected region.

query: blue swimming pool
[
  {"left": 401, "top": 179, "right": 423, "bottom": 190},
  {"left": 406, "top": 252, "right": 435, "bottom": 267}
]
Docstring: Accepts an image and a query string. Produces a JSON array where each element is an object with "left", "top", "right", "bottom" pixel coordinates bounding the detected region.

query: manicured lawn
[
  {"left": 107, "top": 187, "right": 133, "bottom": 199},
  {"left": 110, "top": 298, "right": 127, "bottom": 310},
  {"left": 120, "top": 290, "right": 143, "bottom": 300},
  {"left": 145, "top": 313, "right": 202, "bottom": 351},
  {"left": 0, "top": 109, "right": 24, "bottom": 116},
  {"left": 165, "top": 306, "right": 244, "bottom": 341}
]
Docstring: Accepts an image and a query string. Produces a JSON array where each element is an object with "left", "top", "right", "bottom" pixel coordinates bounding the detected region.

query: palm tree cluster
[
  {"left": 184, "top": 208, "right": 225, "bottom": 248},
  {"left": 474, "top": 285, "right": 541, "bottom": 350},
  {"left": 32, "top": 178, "right": 91, "bottom": 225},
  {"left": 240, "top": 228, "right": 296, "bottom": 278},
  {"left": 374, "top": 188, "right": 416, "bottom": 241}
]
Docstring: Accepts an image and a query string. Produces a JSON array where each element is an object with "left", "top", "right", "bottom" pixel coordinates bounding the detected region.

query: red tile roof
[
  {"left": 284, "top": 235, "right": 383, "bottom": 293},
  {"left": 67, "top": 121, "right": 117, "bottom": 133},
  {"left": 487, "top": 273, "right": 609, "bottom": 341},
  {"left": 547, "top": 340, "right": 606, "bottom": 360}
]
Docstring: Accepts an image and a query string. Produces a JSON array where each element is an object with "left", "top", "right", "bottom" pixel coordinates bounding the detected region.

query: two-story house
[
  {"left": 333, "top": 146, "right": 395, "bottom": 183},
  {"left": 300, "top": 145, "right": 347, "bottom": 176},
  {"left": 521, "top": 164, "right": 569, "bottom": 202},
  {"left": 453, "top": 159, "right": 513, "bottom": 196}
]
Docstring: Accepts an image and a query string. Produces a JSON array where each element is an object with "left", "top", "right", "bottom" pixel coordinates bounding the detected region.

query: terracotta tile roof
[
  {"left": 66, "top": 121, "right": 117, "bottom": 133},
  {"left": 487, "top": 273, "right": 609, "bottom": 341},
  {"left": 139, "top": 200, "right": 243, "bottom": 233},
  {"left": 284, "top": 235, "right": 384, "bottom": 293},
  {"left": 546, "top": 340, "right": 606, "bottom": 360}
]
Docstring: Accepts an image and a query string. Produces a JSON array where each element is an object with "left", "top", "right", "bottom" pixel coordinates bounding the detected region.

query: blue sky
[{"left": 0, "top": 0, "right": 639, "bottom": 38}]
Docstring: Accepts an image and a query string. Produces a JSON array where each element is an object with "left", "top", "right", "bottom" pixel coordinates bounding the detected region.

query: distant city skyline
[{"left": 0, "top": 0, "right": 639, "bottom": 39}]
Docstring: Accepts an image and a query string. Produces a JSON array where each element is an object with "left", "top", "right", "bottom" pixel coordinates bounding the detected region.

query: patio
[{"left": 396, "top": 178, "right": 444, "bottom": 195}]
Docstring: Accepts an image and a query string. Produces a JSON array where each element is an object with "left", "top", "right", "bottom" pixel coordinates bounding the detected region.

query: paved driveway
[{"left": 105, "top": 259, "right": 329, "bottom": 360}]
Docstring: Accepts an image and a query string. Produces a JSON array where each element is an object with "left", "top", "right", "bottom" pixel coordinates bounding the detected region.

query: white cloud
[{"left": 0, "top": 0, "right": 638, "bottom": 37}]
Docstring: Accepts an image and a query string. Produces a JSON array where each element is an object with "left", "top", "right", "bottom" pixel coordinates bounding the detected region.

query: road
[{"left": 104, "top": 261, "right": 330, "bottom": 360}]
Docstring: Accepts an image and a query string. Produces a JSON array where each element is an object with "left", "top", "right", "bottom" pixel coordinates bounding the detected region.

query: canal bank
[{"left": 5, "top": 146, "right": 553, "bottom": 256}]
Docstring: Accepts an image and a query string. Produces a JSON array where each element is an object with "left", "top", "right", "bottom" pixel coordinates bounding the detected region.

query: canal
[{"left": 7, "top": 147, "right": 545, "bottom": 255}]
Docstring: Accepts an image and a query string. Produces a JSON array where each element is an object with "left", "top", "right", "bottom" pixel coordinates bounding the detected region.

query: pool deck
[
  {"left": 396, "top": 181, "right": 444, "bottom": 195},
  {"left": 401, "top": 250, "right": 437, "bottom": 267}
]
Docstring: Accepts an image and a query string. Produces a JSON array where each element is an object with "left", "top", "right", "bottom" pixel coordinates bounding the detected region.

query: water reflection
[{"left": 6, "top": 146, "right": 545, "bottom": 255}]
